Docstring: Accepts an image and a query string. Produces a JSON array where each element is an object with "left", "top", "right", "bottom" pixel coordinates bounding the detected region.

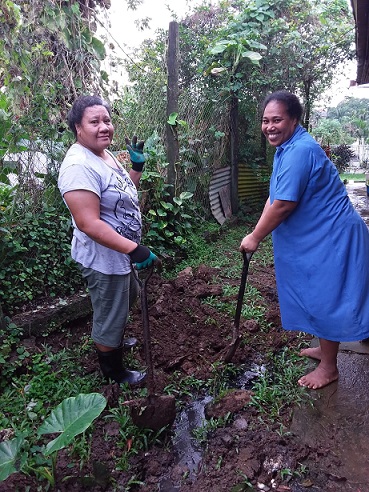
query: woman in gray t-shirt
[{"left": 58, "top": 95, "right": 157, "bottom": 386}]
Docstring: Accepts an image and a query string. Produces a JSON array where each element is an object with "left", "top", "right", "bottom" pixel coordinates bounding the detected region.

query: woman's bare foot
[
  {"left": 298, "top": 364, "right": 338, "bottom": 390},
  {"left": 299, "top": 346, "right": 322, "bottom": 360}
]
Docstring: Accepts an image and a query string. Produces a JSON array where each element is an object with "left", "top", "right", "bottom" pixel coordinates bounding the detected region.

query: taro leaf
[
  {"left": 37, "top": 393, "right": 106, "bottom": 456},
  {"left": 0, "top": 437, "right": 25, "bottom": 481}
]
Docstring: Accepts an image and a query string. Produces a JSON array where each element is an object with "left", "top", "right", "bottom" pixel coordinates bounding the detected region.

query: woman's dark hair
[
  {"left": 263, "top": 90, "right": 303, "bottom": 122},
  {"left": 67, "top": 95, "right": 112, "bottom": 137}
]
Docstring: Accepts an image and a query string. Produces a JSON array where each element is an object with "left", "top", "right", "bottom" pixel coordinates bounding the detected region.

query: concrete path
[{"left": 346, "top": 180, "right": 369, "bottom": 228}]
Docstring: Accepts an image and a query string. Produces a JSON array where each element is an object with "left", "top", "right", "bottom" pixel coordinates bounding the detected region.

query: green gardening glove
[
  {"left": 125, "top": 135, "right": 145, "bottom": 172},
  {"left": 128, "top": 244, "right": 158, "bottom": 270}
]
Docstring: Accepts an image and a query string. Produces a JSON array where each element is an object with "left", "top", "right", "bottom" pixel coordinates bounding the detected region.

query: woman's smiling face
[
  {"left": 75, "top": 105, "right": 114, "bottom": 157},
  {"left": 262, "top": 100, "right": 298, "bottom": 147}
]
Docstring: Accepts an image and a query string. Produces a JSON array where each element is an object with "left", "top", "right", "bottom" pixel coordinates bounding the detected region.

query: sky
[
  {"left": 322, "top": 61, "right": 363, "bottom": 107},
  {"left": 104, "top": 0, "right": 369, "bottom": 107},
  {"left": 107, "top": 0, "right": 200, "bottom": 48},
  {"left": 100, "top": 0, "right": 202, "bottom": 86}
]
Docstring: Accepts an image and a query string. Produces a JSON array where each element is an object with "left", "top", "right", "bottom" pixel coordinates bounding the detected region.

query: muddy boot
[{"left": 97, "top": 347, "right": 146, "bottom": 385}]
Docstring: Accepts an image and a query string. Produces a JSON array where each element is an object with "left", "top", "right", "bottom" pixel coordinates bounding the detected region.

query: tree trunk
[
  {"left": 303, "top": 80, "right": 312, "bottom": 131},
  {"left": 0, "top": 301, "right": 6, "bottom": 332}
]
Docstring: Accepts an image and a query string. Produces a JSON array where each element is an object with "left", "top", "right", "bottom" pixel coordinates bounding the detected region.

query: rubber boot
[{"left": 97, "top": 347, "right": 146, "bottom": 385}]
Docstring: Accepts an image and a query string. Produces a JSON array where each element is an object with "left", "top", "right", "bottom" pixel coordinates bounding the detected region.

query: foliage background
[{"left": 0, "top": 0, "right": 356, "bottom": 315}]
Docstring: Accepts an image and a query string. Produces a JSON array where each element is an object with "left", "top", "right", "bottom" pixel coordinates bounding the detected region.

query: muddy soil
[{"left": 1, "top": 256, "right": 364, "bottom": 491}]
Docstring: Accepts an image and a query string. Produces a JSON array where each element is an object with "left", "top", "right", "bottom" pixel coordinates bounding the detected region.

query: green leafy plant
[
  {"left": 167, "top": 112, "right": 188, "bottom": 129},
  {"left": 106, "top": 401, "right": 171, "bottom": 472},
  {"left": 192, "top": 412, "right": 232, "bottom": 444},
  {"left": 0, "top": 393, "right": 106, "bottom": 485},
  {"left": 138, "top": 137, "right": 199, "bottom": 257},
  {"left": 0, "top": 318, "right": 24, "bottom": 387},
  {"left": 0, "top": 204, "right": 83, "bottom": 314}
]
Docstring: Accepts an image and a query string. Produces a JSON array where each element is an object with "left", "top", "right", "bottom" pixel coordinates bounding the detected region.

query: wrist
[
  {"left": 126, "top": 242, "right": 138, "bottom": 255},
  {"left": 250, "top": 231, "right": 263, "bottom": 243},
  {"left": 131, "top": 161, "right": 144, "bottom": 172},
  {"left": 128, "top": 244, "right": 150, "bottom": 263}
]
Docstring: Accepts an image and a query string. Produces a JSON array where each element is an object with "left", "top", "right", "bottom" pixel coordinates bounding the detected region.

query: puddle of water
[
  {"left": 159, "top": 364, "right": 265, "bottom": 490},
  {"left": 172, "top": 396, "right": 213, "bottom": 475},
  {"left": 346, "top": 183, "right": 369, "bottom": 226},
  {"left": 291, "top": 352, "right": 369, "bottom": 484},
  {"left": 159, "top": 395, "right": 212, "bottom": 491},
  {"left": 235, "top": 363, "right": 266, "bottom": 389}
]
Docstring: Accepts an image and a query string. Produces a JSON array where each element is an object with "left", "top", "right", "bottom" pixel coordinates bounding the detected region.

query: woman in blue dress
[{"left": 240, "top": 90, "right": 369, "bottom": 389}]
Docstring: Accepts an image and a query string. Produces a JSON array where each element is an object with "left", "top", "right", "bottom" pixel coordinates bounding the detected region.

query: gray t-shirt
[{"left": 58, "top": 143, "right": 141, "bottom": 275}]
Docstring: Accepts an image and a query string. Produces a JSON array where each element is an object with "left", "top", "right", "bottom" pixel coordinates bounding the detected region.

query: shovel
[
  {"left": 223, "top": 251, "right": 253, "bottom": 363},
  {"left": 127, "top": 264, "right": 176, "bottom": 431}
]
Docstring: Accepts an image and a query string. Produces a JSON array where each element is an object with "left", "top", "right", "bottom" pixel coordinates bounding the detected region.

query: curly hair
[
  {"left": 67, "top": 95, "right": 112, "bottom": 137},
  {"left": 263, "top": 90, "right": 303, "bottom": 122}
]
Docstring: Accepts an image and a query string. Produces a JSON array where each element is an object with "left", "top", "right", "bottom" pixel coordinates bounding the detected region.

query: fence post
[
  {"left": 230, "top": 93, "right": 239, "bottom": 214},
  {"left": 166, "top": 21, "right": 179, "bottom": 199}
]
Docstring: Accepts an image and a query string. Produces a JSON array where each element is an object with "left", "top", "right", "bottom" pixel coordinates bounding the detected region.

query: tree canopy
[{"left": 326, "top": 97, "right": 369, "bottom": 143}]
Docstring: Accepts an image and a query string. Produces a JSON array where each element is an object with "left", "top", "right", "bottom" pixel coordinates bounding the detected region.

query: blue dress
[{"left": 270, "top": 125, "right": 369, "bottom": 342}]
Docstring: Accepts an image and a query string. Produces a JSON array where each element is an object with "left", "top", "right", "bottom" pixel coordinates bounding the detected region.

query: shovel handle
[
  {"left": 223, "top": 251, "right": 253, "bottom": 363},
  {"left": 234, "top": 251, "right": 253, "bottom": 329},
  {"left": 130, "top": 263, "right": 157, "bottom": 395}
]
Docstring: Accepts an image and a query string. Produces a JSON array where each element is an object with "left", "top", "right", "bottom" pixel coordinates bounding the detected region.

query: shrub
[
  {"left": 330, "top": 144, "right": 355, "bottom": 174},
  {"left": 0, "top": 205, "right": 83, "bottom": 315}
]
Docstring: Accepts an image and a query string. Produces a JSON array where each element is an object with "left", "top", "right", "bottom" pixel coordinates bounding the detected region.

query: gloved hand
[
  {"left": 125, "top": 135, "right": 145, "bottom": 172},
  {"left": 128, "top": 244, "right": 158, "bottom": 270}
]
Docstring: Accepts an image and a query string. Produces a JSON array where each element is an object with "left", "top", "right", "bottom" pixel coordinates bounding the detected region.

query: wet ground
[
  {"left": 291, "top": 340, "right": 369, "bottom": 490},
  {"left": 289, "top": 180, "right": 369, "bottom": 491},
  {"left": 346, "top": 180, "right": 369, "bottom": 227}
]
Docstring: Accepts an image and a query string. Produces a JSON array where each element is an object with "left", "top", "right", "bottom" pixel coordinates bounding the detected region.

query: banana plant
[{"left": 0, "top": 393, "right": 107, "bottom": 485}]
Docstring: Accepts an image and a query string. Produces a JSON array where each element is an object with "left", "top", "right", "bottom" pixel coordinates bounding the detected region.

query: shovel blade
[{"left": 223, "top": 335, "right": 242, "bottom": 364}]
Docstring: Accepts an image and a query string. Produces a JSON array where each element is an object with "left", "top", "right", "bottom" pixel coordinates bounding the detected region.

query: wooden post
[
  {"left": 166, "top": 21, "right": 179, "bottom": 199},
  {"left": 230, "top": 93, "right": 239, "bottom": 214}
]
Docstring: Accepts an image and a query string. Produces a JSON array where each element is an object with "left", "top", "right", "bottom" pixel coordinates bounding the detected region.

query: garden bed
[{"left": 0, "top": 222, "right": 363, "bottom": 491}]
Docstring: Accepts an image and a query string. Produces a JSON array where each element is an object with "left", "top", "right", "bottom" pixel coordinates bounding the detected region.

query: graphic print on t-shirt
[{"left": 113, "top": 172, "right": 141, "bottom": 242}]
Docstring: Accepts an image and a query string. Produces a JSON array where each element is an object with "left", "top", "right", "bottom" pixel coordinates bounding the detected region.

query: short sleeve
[
  {"left": 274, "top": 144, "right": 313, "bottom": 202},
  {"left": 58, "top": 162, "right": 103, "bottom": 198}
]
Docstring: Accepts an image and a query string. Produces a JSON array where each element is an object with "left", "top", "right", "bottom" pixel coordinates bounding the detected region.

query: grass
[
  {"left": 249, "top": 346, "right": 309, "bottom": 421},
  {"left": 340, "top": 172, "right": 366, "bottom": 181}
]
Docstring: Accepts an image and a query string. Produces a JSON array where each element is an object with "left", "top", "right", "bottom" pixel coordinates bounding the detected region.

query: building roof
[{"left": 351, "top": 0, "right": 369, "bottom": 84}]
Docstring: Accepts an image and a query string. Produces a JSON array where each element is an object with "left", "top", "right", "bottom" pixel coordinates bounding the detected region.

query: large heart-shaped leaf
[
  {"left": 37, "top": 393, "right": 106, "bottom": 456},
  {"left": 0, "top": 437, "right": 25, "bottom": 481}
]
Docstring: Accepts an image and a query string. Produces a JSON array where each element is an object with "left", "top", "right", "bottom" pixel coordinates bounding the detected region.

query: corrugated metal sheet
[
  {"left": 209, "top": 164, "right": 269, "bottom": 224},
  {"left": 238, "top": 163, "right": 269, "bottom": 207},
  {"left": 209, "top": 167, "right": 232, "bottom": 224}
]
